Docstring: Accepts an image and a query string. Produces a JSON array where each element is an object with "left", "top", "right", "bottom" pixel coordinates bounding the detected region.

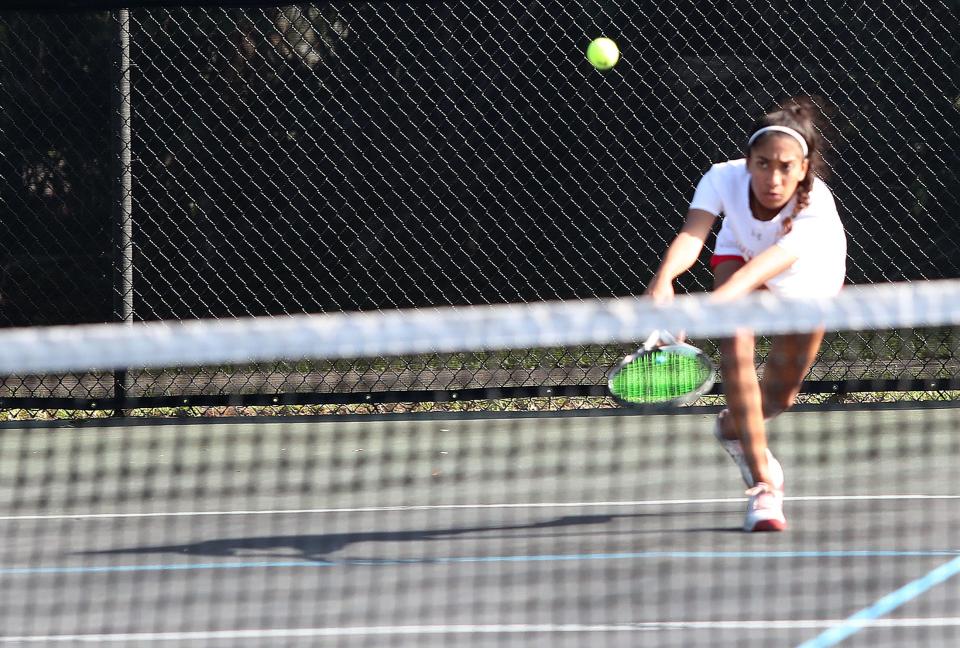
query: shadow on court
[{"left": 78, "top": 513, "right": 740, "bottom": 562}]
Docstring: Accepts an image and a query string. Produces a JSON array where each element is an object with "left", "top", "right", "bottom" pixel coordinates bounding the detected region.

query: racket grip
[
  {"left": 643, "top": 330, "right": 664, "bottom": 349},
  {"left": 644, "top": 330, "right": 686, "bottom": 348}
]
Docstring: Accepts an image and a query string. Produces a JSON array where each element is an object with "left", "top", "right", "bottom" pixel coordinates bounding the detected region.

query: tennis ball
[{"left": 586, "top": 37, "right": 619, "bottom": 70}]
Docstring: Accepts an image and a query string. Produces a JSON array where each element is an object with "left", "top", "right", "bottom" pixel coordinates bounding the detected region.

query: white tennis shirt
[{"left": 690, "top": 158, "right": 847, "bottom": 298}]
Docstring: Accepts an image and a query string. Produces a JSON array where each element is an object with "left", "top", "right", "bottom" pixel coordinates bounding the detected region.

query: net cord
[{"left": 1, "top": 279, "right": 957, "bottom": 374}]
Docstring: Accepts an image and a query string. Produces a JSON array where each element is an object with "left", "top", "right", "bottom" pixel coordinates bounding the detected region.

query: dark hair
[{"left": 746, "top": 96, "right": 831, "bottom": 233}]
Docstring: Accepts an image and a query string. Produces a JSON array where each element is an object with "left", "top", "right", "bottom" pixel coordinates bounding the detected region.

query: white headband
[{"left": 747, "top": 126, "right": 809, "bottom": 158}]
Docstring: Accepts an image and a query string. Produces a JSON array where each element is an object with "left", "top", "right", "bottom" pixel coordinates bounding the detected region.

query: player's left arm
[
  {"left": 711, "top": 245, "right": 798, "bottom": 302},
  {"left": 713, "top": 201, "right": 831, "bottom": 302}
]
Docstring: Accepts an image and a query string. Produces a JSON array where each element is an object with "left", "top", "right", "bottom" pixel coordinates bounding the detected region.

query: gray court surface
[{"left": 1, "top": 406, "right": 959, "bottom": 647}]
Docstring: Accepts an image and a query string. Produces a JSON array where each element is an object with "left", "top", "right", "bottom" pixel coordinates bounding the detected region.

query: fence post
[{"left": 112, "top": 8, "right": 133, "bottom": 417}]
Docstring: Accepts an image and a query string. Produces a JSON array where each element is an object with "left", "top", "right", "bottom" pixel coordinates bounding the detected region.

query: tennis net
[{"left": 2, "top": 280, "right": 960, "bottom": 646}]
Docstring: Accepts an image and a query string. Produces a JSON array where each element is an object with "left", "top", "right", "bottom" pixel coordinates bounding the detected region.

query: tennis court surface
[
  {"left": 1, "top": 407, "right": 959, "bottom": 647},
  {"left": 1, "top": 282, "right": 960, "bottom": 646}
]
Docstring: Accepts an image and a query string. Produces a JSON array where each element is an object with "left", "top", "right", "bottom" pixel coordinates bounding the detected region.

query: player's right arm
[{"left": 645, "top": 209, "right": 717, "bottom": 302}]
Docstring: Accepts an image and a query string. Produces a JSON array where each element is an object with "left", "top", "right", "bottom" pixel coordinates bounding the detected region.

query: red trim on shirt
[{"left": 710, "top": 254, "right": 745, "bottom": 270}]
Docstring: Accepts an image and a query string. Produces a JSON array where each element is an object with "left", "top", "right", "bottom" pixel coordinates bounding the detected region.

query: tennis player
[{"left": 645, "top": 97, "right": 846, "bottom": 531}]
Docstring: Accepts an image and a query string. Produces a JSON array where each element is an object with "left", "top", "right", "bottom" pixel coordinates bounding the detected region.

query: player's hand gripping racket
[{"left": 607, "top": 330, "right": 716, "bottom": 407}]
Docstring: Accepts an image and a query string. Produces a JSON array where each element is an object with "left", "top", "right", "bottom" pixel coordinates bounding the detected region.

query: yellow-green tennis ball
[{"left": 586, "top": 37, "right": 619, "bottom": 70}]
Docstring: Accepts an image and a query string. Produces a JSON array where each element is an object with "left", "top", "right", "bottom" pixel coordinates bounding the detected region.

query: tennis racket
[{"left": 607, "top": 330, "right": 716, "bottom": 407}]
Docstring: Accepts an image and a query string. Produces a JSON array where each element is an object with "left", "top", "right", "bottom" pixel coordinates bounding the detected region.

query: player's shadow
[{"left": 79, "top": 513, "right": 740, "bottom": 563}]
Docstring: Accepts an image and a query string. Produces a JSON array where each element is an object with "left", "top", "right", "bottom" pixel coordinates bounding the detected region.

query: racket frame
[{"left": 607, "top": 330, "right": 717, "bottom": 408}]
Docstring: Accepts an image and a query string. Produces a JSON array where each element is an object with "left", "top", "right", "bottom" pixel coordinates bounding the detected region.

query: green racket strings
[{"left": 610, "top": 350, "right": 711, "bottom": 403}]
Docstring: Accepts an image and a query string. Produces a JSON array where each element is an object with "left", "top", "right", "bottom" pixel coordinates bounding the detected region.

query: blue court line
[
  {"left": 797, "top": 554, "right": 960, "bottom": 648},
  {"left": 1, "top": 549, "right": 958, "bottom": 576}
]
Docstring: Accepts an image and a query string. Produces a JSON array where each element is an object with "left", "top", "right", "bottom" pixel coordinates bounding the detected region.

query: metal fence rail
[{"left": 0, "top": 1, "right": 958, "bottom": 409}]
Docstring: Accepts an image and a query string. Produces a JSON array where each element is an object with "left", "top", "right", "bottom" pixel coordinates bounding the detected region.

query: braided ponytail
[
  {"left": 783, "top": 173, "right": 814, "bottom": 235},
  {"left": 746, "top": 96, "right": 831, "bottom": 235}
]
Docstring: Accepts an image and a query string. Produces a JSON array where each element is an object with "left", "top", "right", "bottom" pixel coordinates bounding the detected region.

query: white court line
[
  {"left": 4, "top": 619, "right": 960, "bottom": 642},
  {"left": 1, "top": 494, "right": 958, "bottom": 521}
]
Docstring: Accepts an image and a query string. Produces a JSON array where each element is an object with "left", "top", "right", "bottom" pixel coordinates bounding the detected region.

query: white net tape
[{"left": 2, "top": 280, "right": 959, "bottom": 374}]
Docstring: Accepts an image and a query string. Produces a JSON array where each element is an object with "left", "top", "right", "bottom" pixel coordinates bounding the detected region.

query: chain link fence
[{"left": 0, "top": 1, "right": 958, "bottom": 409}]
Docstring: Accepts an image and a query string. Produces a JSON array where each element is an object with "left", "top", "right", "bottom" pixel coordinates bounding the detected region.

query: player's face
[{"left": 746, "top": 135, "right": 810, "bottom": 212}]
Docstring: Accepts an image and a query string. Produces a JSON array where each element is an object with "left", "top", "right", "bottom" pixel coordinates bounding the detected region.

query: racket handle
[
  {"left": 643, "top": 329, "right": 686, "bottom": 349},
  {"left": 642, "top": 330, "right": 664, "bottom": 349},
  {"left": 658, "top": 330, "right": 681, "bottom": 346}
]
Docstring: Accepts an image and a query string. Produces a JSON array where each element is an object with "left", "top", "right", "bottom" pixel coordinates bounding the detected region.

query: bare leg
[
  {"left": 760, "top": 331, "right": 825, "bottom": 419},
  {"left": 718, "top": 330, "right": 772, "bottom": 486},
  {"left": 713, "top": 260, "right": 824, "bottom": 485},
  {"left": 717, "top": 331, "right": 824, "bottom": 436},
  {"left": 713, "top": 260, "right": 771, "bottom": 486}
]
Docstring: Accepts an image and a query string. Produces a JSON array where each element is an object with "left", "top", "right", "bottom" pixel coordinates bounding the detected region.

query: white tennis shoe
[
  {"left": 713, "top": 410, "right": 784, "bottom": 491},
  {"left": 743, "top": 482, "right": 786, "bottom": 532}
]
